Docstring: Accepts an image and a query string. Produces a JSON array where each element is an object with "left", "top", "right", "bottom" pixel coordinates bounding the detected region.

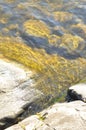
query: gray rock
[
  {"left": 66, "top": 83, "right": 86, "bottom": 102},
  {"left": 6, "top": 101, "right": 86, "bottom": 130},
  {"left": 0, "top": 59, "right": 44, "bottom": 129}
]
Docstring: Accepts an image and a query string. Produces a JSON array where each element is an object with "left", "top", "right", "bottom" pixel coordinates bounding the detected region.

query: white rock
[
  {"left": 67, "top": 83, "right": 86, "bottom": 102},
  {"left": 0, "top": 59, "right": 43, "bottom": 129}
]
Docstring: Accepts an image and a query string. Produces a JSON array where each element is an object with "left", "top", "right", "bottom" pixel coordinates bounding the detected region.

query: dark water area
[{"left": 0, "top": 0, "right": 86, "bottom": 59}]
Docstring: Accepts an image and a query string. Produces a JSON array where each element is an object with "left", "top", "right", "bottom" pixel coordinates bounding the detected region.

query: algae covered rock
[
  {"left": 23, "top": 20, "right": 61, "bottom": 45},
  {"left": 24, "top": 20, "right": 51, "bottom": 38},
  {"left": 60, "top": 34, "right": 85, "bottom": 53},
  {"left": 0, "top": 34, "right": 86, "bottom": 102},
  {"left": 71, "top": 23, "right": 86, "bottom": 39},
  {"left": 53, "top": 11, "right": 73, "bottom": 22}
]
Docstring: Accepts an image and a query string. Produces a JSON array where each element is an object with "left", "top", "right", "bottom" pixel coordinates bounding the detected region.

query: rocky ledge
[
  {"left": 0, "top": 59, "right": 45, "bottom": 129},
  {"left": 6, "top": 83, "right": 86, "bottom": 130},
  {"left": 6, "top": 101, "right": 86, "bottom": 130}
]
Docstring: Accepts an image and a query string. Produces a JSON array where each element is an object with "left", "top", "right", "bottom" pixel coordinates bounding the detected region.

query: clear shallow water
[
  {"left": 0, "top": 0, "right": 86, "bottom": 59},
  {"left": 0, "top": 1, "right": 86, "bottom": 89},
  {"left": 0, "top": 0, "right": 85, "bottom": 36},
  {"left": 1, "top": 1, "right": 86, "bottom": 82}
]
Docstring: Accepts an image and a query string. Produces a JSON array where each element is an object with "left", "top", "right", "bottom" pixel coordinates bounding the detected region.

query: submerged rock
[
  {"left": 6, "top": 101, "right": 86, "bottom": 130},
  {"left": 66, "top": 83, "right": 86, "bottom": 102}
]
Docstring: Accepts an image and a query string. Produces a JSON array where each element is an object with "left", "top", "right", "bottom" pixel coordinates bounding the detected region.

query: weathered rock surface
[
  {"left": 0, "top": 59, "right": 44, "bottom": 129},
  {"left": 66, "top": 83, "right": 86, "bottom": 102},
  {"left": 6, "top": 101, "right": 86, "bottom": 130},
  {"left": 0, "top": 59, "right": 29, "bottom": 92}
]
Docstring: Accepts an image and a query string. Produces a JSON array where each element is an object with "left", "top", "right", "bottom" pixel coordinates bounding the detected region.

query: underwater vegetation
[
  {"left": 0, "top": 34, "right": 86, "bottom": 101},
  {"left": 0, "top": 0, "right": 86, "bottom": 101}
]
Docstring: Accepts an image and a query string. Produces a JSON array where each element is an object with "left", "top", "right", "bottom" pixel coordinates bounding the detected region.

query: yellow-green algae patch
[
  {"left": 72, "top": 23, "right": 86, "bottom": 32},
  {"left": 48, "top": 34, "right": 61, "bottom": 46},
  {"left": 7, "top": 24, "right": 19, "bottom": 30},
  {"left": 60, "top": 34, "right": 85, "bottom": 52},
  {"left": 0, "top": 35, "right": 86, "bottom": 97},
  {"left": 0, "top": 36, "right": 45, "bottom": 72},
  {"left": 53, "top": 11, "right": 73, "bottom": 22},
  {"left": 24, "top": 19, "right": 63, "bottom": 45},
  {"left": 4, "top": 0, "right": 16, "bottom": 3},
  {"left": 24, "top": 20, "right": 51, "bottom": 38},
  {"left": 0, "top": 14, "right": 10, "bottom": 24}
]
